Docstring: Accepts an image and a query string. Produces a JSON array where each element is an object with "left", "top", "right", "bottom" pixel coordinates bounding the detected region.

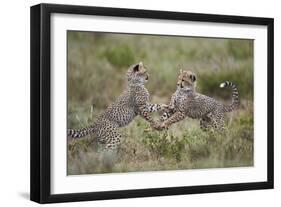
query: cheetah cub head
[
  {"left": 177, "top": 69, "right": 197, "bottom": 92},
  {"left": 127, "top": 62, "right": 149, "bottom": 85}
]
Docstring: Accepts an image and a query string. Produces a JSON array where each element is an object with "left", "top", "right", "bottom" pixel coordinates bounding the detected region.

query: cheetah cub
[
  {"left": 155, "top": 69, "right": 239, "bottom": 132},
  {"left": 68, "top": 62, "right": 162, "bottom": 151}
]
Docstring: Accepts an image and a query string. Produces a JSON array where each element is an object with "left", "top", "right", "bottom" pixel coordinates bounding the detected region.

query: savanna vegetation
[{"left": 67, "top": 31, "right": 253, "bottom": 175}]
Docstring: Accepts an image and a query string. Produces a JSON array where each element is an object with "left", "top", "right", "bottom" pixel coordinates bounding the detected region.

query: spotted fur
[
  {"left": 157, "top": 70, "right": 239, "bottom": 131},
  {"left": 68, "top": 62, "right": 161, "bottom": 151}
]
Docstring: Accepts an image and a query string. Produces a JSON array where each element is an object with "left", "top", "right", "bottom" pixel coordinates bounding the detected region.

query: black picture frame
[{"left": 30, "top": 3, "right": 274, "bottom": 204}]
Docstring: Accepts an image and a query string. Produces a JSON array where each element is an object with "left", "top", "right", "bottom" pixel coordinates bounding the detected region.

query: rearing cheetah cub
[
  {"left": 155, "top": 69, "right": 239, "bottom": 132},
  {"left": 68, "top": 62, "right": 162, "bottom": 151}
]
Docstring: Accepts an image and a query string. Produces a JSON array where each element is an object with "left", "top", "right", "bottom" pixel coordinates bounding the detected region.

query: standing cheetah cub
[
  {"left": 155, "top": 70, "right": 239, "bottom": 132},
  {"left": 68, "top": 62, "right": 162, "bottom": 151}
]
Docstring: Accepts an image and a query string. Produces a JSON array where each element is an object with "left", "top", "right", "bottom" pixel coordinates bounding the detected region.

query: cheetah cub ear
[
  {"left": 133, "top": 62, "right": 144, "bottom": 72},
  {"left": 190, "top": 74, "right": 196, "bottom": 82},
  {"left": 133, "top": 63, "right": 140, "bottom": 72}
]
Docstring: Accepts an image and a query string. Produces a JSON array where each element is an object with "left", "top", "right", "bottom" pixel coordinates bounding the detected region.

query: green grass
[{"left": 67, "top": 31, "right": 254, "bottom": 175}]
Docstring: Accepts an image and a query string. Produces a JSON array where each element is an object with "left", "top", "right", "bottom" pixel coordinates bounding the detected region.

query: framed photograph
[{"left": 30, "top": 3, "right": 274, "bottom": 203}]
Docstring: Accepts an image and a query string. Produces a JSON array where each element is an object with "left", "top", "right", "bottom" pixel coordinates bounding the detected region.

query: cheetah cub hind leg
[
  {"left": 199, "top": 112, "right": 228, "bottom": 135},
  {"left": 199, "top": 116, "right": 212, "bottom": 132},
  {"left": 95, "top": 121, "right": 122, "bottom": 152},
  {"left": 207, "top": 112, "right": 228, "bottom": 134},
  {"left": 94, "top": 122, "right": 123, "bottom": 170}
]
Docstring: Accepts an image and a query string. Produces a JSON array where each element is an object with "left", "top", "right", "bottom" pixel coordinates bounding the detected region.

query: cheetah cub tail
[
  {"left": 67, "top": 126, "right": 94, "bottom": 139},
  {"left": 220, "top": 81, "right": 239, "bottom": 112}
]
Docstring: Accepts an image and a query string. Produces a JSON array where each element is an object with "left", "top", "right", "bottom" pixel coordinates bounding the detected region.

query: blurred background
[{"left": 67, "top": 31, "right": 253, "bottom": 175}]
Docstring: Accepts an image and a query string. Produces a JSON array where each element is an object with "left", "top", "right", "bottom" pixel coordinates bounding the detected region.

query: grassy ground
[{"left": 67, "top": 31, "right": 254, "bottom": 175}]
